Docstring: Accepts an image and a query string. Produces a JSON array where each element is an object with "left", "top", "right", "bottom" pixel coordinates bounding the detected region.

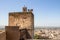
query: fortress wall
[
  {"left": 9, "top": 12, "right": 34, "bottom": 29},
  {"left": 5, "top": 26, "right": 20, "bottom": 40},
  {"left": 0, "top": 31, "right": 6, "bottom": 40},
  {"left": 9, "top": 12, "right": 34, "bottom": 39}
]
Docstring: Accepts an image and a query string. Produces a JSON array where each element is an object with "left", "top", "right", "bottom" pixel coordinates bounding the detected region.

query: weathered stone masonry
[{"left": 5, "top": 6, "right": 34, "bottom": 40}]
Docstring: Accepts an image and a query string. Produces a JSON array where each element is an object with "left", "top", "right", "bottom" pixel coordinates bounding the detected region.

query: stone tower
[{"left": 9, "top": 6, "right": 34, "bottom": 39}]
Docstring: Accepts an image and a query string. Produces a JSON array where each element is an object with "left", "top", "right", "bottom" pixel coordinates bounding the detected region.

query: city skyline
[{"left": 0, "top": 0, "right": 60, "bottom": 28}]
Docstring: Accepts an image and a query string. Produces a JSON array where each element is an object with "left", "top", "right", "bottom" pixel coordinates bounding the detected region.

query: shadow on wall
[{"left": 19, "top": 28, "right": 32, "bottom": 40}]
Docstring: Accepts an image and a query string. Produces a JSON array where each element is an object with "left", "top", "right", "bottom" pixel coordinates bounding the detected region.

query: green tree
[{"left": 34, "top": 34, "right": 40, "bottom": 39}]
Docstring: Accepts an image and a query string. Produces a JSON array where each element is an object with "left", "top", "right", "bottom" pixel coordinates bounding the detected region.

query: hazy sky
[{"left": 0, "top": 0, "right": 60, "bottom": 28}]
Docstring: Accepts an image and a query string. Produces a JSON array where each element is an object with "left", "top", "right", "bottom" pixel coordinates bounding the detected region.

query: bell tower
[{"left": 22, "top": 5, "right": 27, "bottom": 12}]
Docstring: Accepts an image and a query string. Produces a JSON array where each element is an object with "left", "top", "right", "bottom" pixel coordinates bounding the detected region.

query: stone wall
[
  {"left": 9, "top": 12, "right": 34, "bottom": 39},
  {"left": 5, "top": 26, "right": 20, "bottom": 40},
  {"left": 9, "top": 12, "right": 34, "bottom": 29},
  {"left": 0, "top": 30, "right": 6, "bottom": 40}
]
